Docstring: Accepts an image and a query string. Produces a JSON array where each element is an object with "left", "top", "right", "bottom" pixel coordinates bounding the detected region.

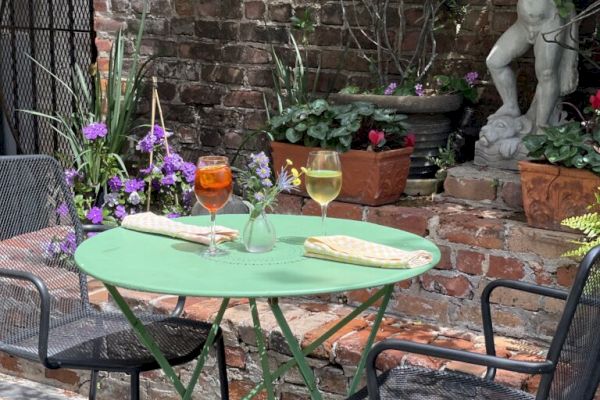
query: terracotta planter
[
  {"left": 519, "top": 160, "right": 600, "bottom": 231},
  {"left": 329, "top": 93, "right": 462, "bottom": 179},
  {"left": 271, "top": 141, "right": 413, "bottom": 206}
]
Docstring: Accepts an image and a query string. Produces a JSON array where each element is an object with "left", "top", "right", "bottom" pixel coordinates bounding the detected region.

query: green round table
[{"left": 75, "top": 214, "right": 440, "bottom": 400}]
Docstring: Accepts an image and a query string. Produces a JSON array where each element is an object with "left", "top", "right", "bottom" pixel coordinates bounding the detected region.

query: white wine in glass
[{"left": 305, "top": 151, "right": 342, "bottom": 234}]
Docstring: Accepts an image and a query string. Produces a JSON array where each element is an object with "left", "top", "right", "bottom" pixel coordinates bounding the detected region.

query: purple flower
[
  {"left": 108, "top": 175, "right": 123, "bottom": 192},
  {"left": 124, "top": 178, "right": 145, "bottom": 193},
  {"left": 104, "top": 192, "right": 120, "bottom": 207},
  {"left": 83, "top": 122, "right": 108, "bottom": 141},
  {"left": 181, "top": 162, "right": 196, "bottom": 184},
  {"left": 277, "top": 168, "right": 296, "bottom": 192},
  {"left": 87, "top": 232, "right": 98, "bottom": 239},
  {"left": 384, "top": 82, "right": 397, "bottom": 95},
  {"left": 256, "top": 166, "right": 271, "bottom": 179},
  {"left": 415, "top": 84, "right": 425, "bottom": 97},
  {"left": 250, "top": 152, "right": 269, "bottom": 169},
  {"left": 59, "top": 232, "right": 77, "bottom": 255},
  {"left": 163, "top": 153, "right": 184, "bottom": 174},
  {"left": 152, "top": 125, "right": 165, "bottom": 141},
  {"left": 161, "top": 174, "right": 176, "bottom": 186},
  {"left": 86, "top": 207, "right": 103, "bottom": 224},
  {"left": 465, "top": 71, "right": 479, "bottom": 87},
  {"left": 64, "top": 169, "right": 80, "bottom": 187},
  {"left": 261, "top": 178, "right": 273, "bottom": 187},
  {"left": 115, "top": 205, "right": 127, "bottom": 220},
  {"left": 56, "top": 203, "right": 69, "bottom": 217},
  {"left": 140, "top": 164, "right": 155, "bottom": 176},
  {"left": 167, "top": 212, "right": 181, "bottom": 219},
  {"left": 152, "top": 179, "right": 161, "bottom": 191},
  {"left": 136, "top": 133, "right": 156, "bottom": 153},
  {"left": 128, "top": 192, "right": 141, "bottom": 205},
  {"left": 182, "top": 189, "right": 194, "bottom": 206},
  {"left": 254, "top": 192, "right": 265, "bottom": 202}
]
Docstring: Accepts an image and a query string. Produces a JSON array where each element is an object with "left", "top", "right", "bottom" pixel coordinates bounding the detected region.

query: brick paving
[{"left": 0, "top": 372, "right": 84, "bottom": 400}]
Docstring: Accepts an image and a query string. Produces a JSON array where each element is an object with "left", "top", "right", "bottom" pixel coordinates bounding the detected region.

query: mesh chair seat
[
  {"left": 4, "top": 310, "right": 213, "bottom": 371},
  {"left": 348, "top": 366, "right": 534, "bottom": 400}
]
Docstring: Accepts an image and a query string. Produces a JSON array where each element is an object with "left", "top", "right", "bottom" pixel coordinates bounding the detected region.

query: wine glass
[
  {"left": 305, "top": 151, "right": 342, "bottom": 235},
  {"left": 194, "top": 156, "right": 233, "bottom": 256}
]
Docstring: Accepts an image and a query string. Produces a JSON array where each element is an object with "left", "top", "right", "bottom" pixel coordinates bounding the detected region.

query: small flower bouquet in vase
[{"left": 237, "top": 152, "right": 303, "bottom": 253}]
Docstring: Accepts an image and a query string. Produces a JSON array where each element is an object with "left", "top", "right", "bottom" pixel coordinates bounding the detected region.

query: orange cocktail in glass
[{"left": 194, "top": 156, "right": 232, "bottom": 256}]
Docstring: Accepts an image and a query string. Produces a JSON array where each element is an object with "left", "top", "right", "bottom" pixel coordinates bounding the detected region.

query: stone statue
[{"left": 474, "top": 0, "right": 579, "bottom": 170}]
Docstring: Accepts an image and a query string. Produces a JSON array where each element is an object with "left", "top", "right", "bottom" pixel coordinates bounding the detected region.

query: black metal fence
[{"left": 0, "top": 0, "right": 95, "bottom": 155}]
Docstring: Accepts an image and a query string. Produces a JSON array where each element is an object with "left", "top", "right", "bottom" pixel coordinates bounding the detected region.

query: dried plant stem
[{"left": 146, "top": 77, "right": 157, "bottom": 212}]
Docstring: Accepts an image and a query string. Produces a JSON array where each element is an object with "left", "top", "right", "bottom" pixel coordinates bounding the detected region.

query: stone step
[
  {"left": 441, "top": 163, "right": 523, "bottom": 212},
  {"left": 0, "top": 372, "right": 85, "bottom": 400}
]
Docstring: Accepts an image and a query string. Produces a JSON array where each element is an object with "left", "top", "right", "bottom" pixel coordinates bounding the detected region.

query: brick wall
[{"left": 92, "top": 0, "right": 538, "bottom": 161}]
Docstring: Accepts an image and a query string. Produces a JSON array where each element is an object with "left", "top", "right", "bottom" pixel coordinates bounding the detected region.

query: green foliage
[
  {"left": 562, "top": 208, "right": 600, "bottom": 258},
  {"left": 428, "top": 133, "right": 457, "bottom": 171},
  {"left": 553, "top": 0, "right": 576, "bottom": 18},
  {"left": 523, "top": 122, "right": 590, "bottom": 168},
  {"left": 269, "top": 100, "right": 407, "bottom": 152},
  {"left": 435, "top": 74, "right": 478, "bottom": 103},
  {"left": 291, "top": 8, "right": 315, "bottom": 45}
]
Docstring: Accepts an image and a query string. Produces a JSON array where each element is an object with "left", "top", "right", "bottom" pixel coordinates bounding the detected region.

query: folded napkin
[
  {"left": 122, "top": 213, "right": 238, "bottom": 245},
  {"left": 304, "top": 235, "right": 432, "bottom": 269}
]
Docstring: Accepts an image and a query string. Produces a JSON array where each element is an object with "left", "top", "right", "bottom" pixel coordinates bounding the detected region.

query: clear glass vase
[{"left": 243, "top": 212, "right": 276, "bottom": 253}]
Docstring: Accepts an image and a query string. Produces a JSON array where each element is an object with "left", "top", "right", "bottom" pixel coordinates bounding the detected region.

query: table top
[{"left": 75, "top": 214, "right": 440, "bottom": 298}]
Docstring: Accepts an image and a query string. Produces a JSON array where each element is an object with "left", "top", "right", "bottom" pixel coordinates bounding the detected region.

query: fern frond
[
  {"left": 562, "top": 212, "right": 600, "bottom": 238},
  {"left": 562, "top": 237, "right": 600, "bottom": 258}
]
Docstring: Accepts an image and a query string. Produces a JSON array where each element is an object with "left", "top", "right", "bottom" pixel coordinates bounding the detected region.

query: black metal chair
[
  {"left": 0, "top": 155, "right": 229, "bottom": 400},
  {"left": 349, "top": 245, "right": 600, "bottom": 400}
]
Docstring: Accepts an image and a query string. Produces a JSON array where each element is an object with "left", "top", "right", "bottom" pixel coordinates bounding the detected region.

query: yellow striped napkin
[
  {"left": 304, "top": 235, "right": 432, "bottom": 269},
  {"left": 122, "top": 212, "right": 238, "bottom": 245}
]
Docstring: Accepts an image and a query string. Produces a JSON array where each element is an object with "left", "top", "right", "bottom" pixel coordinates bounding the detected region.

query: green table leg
[
  {"left": 269, "top": 297, "right": 323, "bottom": 400},
  {"left": 105, "top": 283, "right": 230, "bottom": 400},
  {"left": 249, "top": 298, "right": 276, "bottom": 400},
  {"left": 347, "top": 284, "right": 394, "bottom": 396},
  {"left": 183, "top": 297, "right": 230, "bottom": 400},
  {"left": 104, "top": 284, "right": 186, "bottom": 396},
  {"left": 246, "top": 286, "right": 389, "bottom": 397}
]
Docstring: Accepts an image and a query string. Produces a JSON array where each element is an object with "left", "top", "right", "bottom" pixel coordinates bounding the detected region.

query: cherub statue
[{"left": 474, "top": 0, "right": 579, "bottom": 170}]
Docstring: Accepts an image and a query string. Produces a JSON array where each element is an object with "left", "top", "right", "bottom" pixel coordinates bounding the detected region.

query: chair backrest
[
  {"left": 0, "top": 155, "right": 88, "bottom": 345},
  {"left": 538, "top": 245, "right": 600, "bottom": 400}
]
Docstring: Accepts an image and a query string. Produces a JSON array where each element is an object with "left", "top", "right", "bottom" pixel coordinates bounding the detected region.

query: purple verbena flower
[
  {"left": 59, "top": 232, "right": 77, "bottom": 255},
  {"left": 104, "top": 192, "right": 120, "bottom": 207},
  {"left": 64, "top": 169, "right": 79, "bottom": 187},
  {"left": 86, "top": 207, "right": 103, "bottom": 224},
  {"left": 161, "top": 174, "right": 176, "bottom": 186},
  {"left": 108, "top": 175, "right": 123, "bottom": 192},
  {"left": 83, "top": 122, "right": 108, "bottom": 141},
  {"left": 152, "top": 124, "right": 165, "bottom": 141},
  {"left": 136, "top": 133, "right": 156, "bottom": 153},
  {"left": 115, "top": 205, "right": 127, "bottom": 220},
  {"left": 415, "top": 84, "right": 425, "bottom": 97},
  {"left": 140, "top": 164, "right": 155, "bottom": 176},
  {"left": 163, "top": 154, "right": 184, "bottom": 174},
  {"left": 124, "top": 178, "right": 145, "bottom": 193},
  {"left": 182, "top": 189, "right": 194, "bottom": 207},
  {"left": 181, "top": 162, "right": 196, "bottom": 184},
  {"left": 56, "top": 203, "right": 69, "bottom": 217},
  {"left": 384, "top": 82, "right": 397, "bottom": 95},
  {"left": 167, "top": 212, "right": 181, "bottom": 219},
  {"left": 465, "top": 71, "right": 479, "bottom": 87}
]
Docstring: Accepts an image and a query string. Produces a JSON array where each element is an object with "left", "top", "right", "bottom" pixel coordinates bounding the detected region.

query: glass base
[{"left": 202, "top": 247, "right": 228, "bottom": 257}]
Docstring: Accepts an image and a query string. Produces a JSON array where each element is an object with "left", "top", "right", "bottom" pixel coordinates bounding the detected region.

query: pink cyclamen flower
[
  {"left": 368, "top": 130, "right": 385, "bottom": 146},
  {"left": 384, "top": 82, "right": 397, "bottom": 96},
  {"left": 404, "top": 133, "right": 416, "bottom": 148}
]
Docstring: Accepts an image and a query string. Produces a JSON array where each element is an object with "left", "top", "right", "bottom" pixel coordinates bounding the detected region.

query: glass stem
[
  {"left": 209, "top": 211, "right": 217, "bottom": 253},
  {"left": 321, "top": 204, "right": 328, "bottom": 235}
]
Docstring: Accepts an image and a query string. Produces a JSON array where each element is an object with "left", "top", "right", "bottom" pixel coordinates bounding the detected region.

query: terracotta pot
[
  {"left": 271, "top": 141, "right": 413, "bottom": 206},
  {"left": 329, "top": 93, "right": 462, "bottom": 179},
  {"left": 519, "top": 160, "right": 600, "bottom": 231}
]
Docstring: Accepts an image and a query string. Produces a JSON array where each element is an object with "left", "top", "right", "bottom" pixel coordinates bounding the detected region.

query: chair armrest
[
  {"left": 0, "top": 269, "right": 51, "bottom": 366},
  {"left": 480, "top": 279, "right": 568, "bottom": 379},
  {"left": 171, "top": 296, "right": 186, "bottom": 317},
  {"left": 366, "top": 339, "right": 555, "bottom": 400},
  {"left": 82, "top": 224, "right": 115, "bottom": 234}
]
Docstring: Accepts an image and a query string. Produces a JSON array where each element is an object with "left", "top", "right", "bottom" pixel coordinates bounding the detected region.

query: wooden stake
[{"left": 146, "top": 77, "right": 158, "bottom": 212}]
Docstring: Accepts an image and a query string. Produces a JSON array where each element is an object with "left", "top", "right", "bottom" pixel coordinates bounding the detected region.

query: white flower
[{"left": 128, "top": 191, "right": 141, "bottom": 205}]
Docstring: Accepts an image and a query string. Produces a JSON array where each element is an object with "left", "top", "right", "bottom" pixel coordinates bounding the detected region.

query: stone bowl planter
[
  {"left": 519, "top": 160, "right": 600, "bottom": 231},
  {"left": 329, "top": 93, "right": 463, "bottom": 190},
  {"left": 271, "top": 141, "right": 413, "bottom": 206}
]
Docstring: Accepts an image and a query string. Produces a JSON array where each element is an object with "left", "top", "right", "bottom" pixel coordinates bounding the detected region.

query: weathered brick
[
  {"left": 174, "top": 0, "right": 193, "bottom": 16},
  {"left": 500, "top": 181, "right": 523, "bottom": 210},
  {"left": 269, "top": 3, "right": 292, "bottom": 22},
  {"left": 366, "top": 206, "right": 432, "bottom": 237},
  {"left": 438, "top": 214, "right": 505, "bottom": 249},
  {"left": 223, "top": 45, "right": 270, "bottom": 64},
  {"left": 315, "top": 366, "right": 347, "bottom": 394},
  {"left": 492, "top": 11, "right": 518, "bottom": 33},
  {"left": 392, "top": 293, "right": 450, "bottom": 324},
  {"left": 488, "top": 255, "right": 525, "bottom": 280},
  {"left": 245, "top": 1, "right": 265, "bottom": 19},
  {"left": 556, "top": 262, "right": 578, "bottom": 287},
  {"left": 223, "top": 90, "right": 264, "bottom": 108},
  {"left": 272, "top": 194, "right": 304, "bottom": 215},
  {"left": 435, "top": 245, "right": 453, "bottom": 270},
  {"left": 45, "top": 368, "right": 80, "bottom": 385},
  {"left": 489, "top": 287, "right": 541, "bottom": 311},
  {"left": 456, "top": 250, "right": 485, "bottom": 275},
  {"left": 421, "top": 273, "right": 472, "bottom": 298},
  {"left": 180, "top": 84, "right": 224, "bottom": 105},
  {"left": 506, "top": 224, "right": 580, "bottom": 259},
  {"left": 201, "top": 65, "right": 244, "bottom": 84},
  {"left": 444, "top": 176, "right": 497, "bottom": 201},
  {"left": 225, "top": 346, "right": 246, "bottom": 368},
  {"left": 229, "top": 379, "right": 267, "bottom": 400}
]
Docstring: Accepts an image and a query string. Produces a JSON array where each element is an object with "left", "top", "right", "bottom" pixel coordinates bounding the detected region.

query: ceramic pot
[
  {"left": 519, "top": 160, "right": 600, "bottom": 231},
  {"left": 271, "top": 141, "right": 413, "bottom": 206}
]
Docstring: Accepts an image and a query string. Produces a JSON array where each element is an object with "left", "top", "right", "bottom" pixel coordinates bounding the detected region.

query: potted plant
[
  {"left": 519, "top": 89, "right": 600, "bottom": 231},
  {"left": 269, "top": 99, "right": 415, "bottom": 206}
]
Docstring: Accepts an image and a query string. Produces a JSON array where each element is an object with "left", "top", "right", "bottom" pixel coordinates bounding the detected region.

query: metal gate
[{"left": 0, "top": 0, "right": 95, "bottom": 155}]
